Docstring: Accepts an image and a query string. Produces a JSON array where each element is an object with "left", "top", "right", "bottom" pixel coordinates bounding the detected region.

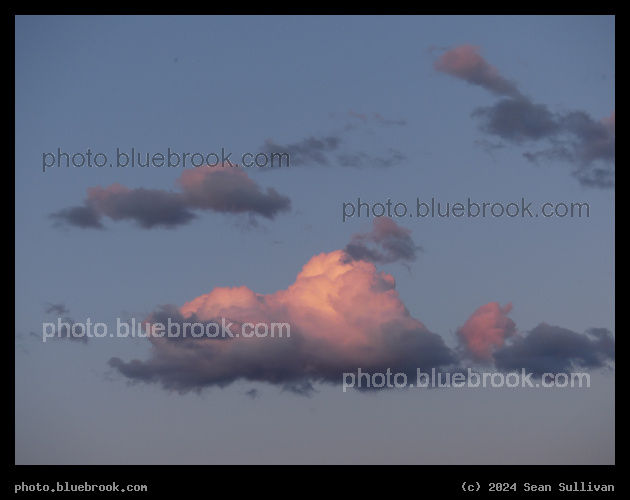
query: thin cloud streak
[{"left": 261, "top": 110, "right": 407, "bottom": 168}]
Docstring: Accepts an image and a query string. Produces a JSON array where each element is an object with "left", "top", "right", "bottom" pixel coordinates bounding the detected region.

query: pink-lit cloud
[
  {"left": 456, "top": 302, "right": 516, "bottom": 363},
  {"left": 433, "top": 44, "right": 523, "bottom": 99},
  {"left": 109, "top": 249, "right": 456, "bottom": 393}
]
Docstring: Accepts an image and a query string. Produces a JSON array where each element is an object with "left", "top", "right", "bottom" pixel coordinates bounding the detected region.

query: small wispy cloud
[{"left": 260, "top": 110, "right": 407, "bottom": 168}]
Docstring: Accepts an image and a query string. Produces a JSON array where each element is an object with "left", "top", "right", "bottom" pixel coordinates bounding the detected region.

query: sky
[{"left": 15, "top": 15, "right": 615, "bottom": 465}]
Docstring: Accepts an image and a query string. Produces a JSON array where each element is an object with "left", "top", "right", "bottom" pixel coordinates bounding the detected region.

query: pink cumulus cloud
[
  {"left": 109, "top": 248, "right": 456, "bottom": 393},
  {"left": 456, "top": 302, "right": 516, "bottom": 363}
]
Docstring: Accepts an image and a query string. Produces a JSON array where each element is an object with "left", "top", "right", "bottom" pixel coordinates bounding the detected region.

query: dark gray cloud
[
  {"left": 89, "top": 188, "right": 195, "bottom": 229},
  {"left": 494, "top": 324, "right": 615, "bottom": 376},
  {"left": 261, "top": 110, "right": 407, "bottom": 168},
  {"left": 262, "top": 136, "right": 340, "bottom": 166},
  {"left": 262, "top": 135, "right": 406, "bottom": 169},
  {"left": 473, "top": 100, "right": 615, "bottom": 187},
  {"left": 50, "top": 168, "right": 291, "bottom": 230},
  {"left": 50, "top": 206, "right": 104, "bottom": 229},
  {"left": 108, "top": 317, "right": 458, "bottom": 394},
  {"left": 181, "top": 170, "right": 291, "bottom": 218},
  {"left": 342, "top": 217, "right": 421, "bottom": 265},
  {"left": 472, "top": 98, "right": 560, "bottom": 142}
]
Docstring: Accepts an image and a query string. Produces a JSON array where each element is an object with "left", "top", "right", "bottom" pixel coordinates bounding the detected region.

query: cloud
[
  {"left": 85, "top": 184, "right": 194, "bottom": 229},
  {"left": 494, "top": 324, "right": 615, "bottom": 376},
  {"left": 454, "top": 304, "right": 614, "bottom": 375},
  {"left": 433, "top": 44, "right": 615, "bottom": 188},
  {"left": 456, "top": 302, "right": 516, "bottom": 363},
  {"left": 434, "top": 45, "right": 523, "bottom": 99},
  {"left": 342, "top": 217, "right": 421, "bottom": 265},
  {"left": 472, "top": 99, "right": 560, "bottom": 142},
  {"left": 50, "top": 167, "right": 291, "bottom": 229},
  {"left": 474, "top": 102, "right": 615, "bottom": 187},
  {"left": 108, "top": 223, "right": 613, "bottom": 393},
  {"left": 108, "top": 249, "right": 457, "bottom": 393},
  {"left": 260, "top": 111, "right": 406, "bottom": 168},
  {"left": 42, "top": 304, "right": 89, "bottom": 344},
  {"left": 261, "top": 136, "right": 341, "bottom": 166},
  {"left": 177, "top": 168, "right": 291, "bottom": 218},
  {"left": 50, "top": 206, "right": 104, "bottom": 229}
]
